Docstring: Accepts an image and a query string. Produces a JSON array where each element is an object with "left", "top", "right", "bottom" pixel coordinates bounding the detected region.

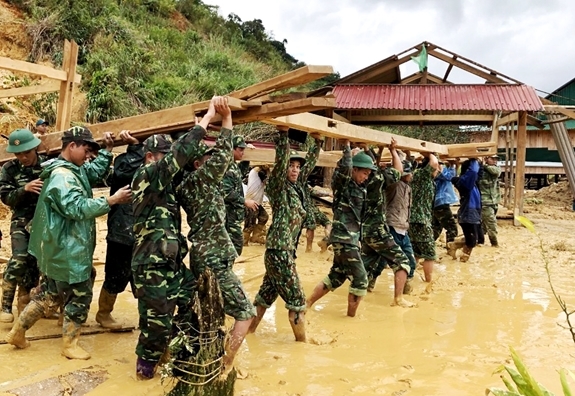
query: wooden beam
[
  {"left": 491, "top": 112, "right": 499, "bottom": 143},
  {"left": 544, "top": 105, "right": 575, "bottom": 120},
  {"left": 496, "top": 112, "right": 518, "bottom": 127},
  {"left": 242, "top": 147, "right": 339, "bottom": 168},
  {"left": 0, "top": 97, "right": 336, "bottom": 161},
  {"left": 55, "top": 40, "right": 78, "bottom": 131},
  {"left": 428, "top": 49, "right": 507, "bottom": 83},
  {"left": 331, "top": 112, "right": 351, "bottom": 123},
  {"left": 442, "top": 58, "right": 455, "bottom": 82},
  {"left": 526, "top": 115, "right": 544, "bottom": 129},
  {"left": 350, "top": 114, "right": 494, "bottom": 123},
  {"left": 426, "top": 73, "right": 451, "bottom": 85},
  {"left": 257, "top": 92, "right": 308, "bottom": 104},
  {"left": 228, "top": 65, "right": 334, "bottom": 100},
  {"left": 0, "top": 81, "right": 60, "bottom": 98},
  {"left": 264, "top": 112, "right": 448, "bottom": 154},
  {"left": 400, "top": 72, "right": 422, "bottom": 85},
  {"left": 541, "top": 116, "right": 570, "bottom": 125},
  {"left": 0, "top": 56, "right": 81, "bottom": 84},
  {"left": 513, "top": 111, "right": 527, "bottom": 226},
  {"left": 445, "top": 142, "right": 497, "bottom": 158}
]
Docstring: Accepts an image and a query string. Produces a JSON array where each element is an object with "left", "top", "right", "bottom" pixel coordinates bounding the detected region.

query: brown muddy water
[{"left": 0, "top": 211, "right": 574, "bottom": 395}]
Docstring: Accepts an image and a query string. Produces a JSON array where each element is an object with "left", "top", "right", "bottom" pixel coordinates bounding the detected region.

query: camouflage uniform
[
  {"left": 324, "top": 145, "right": 368, "bottom": 296},
  {"left": 478, "top": 163, "right": 501, "bottom": 245},
  {"left": 222, "top": 160, "right": 246, "bottom": 256},
  {"left": 177, "top": 128, "right": 255, "bottom": 321},
  {"left": 254, "top": 132, "right": 320, "bottom": 312},
  {"left": 302, "top": 185, "right": 331, "bottom": 230},
  {"left": 409, "top": 164, "right": 437, "bottom": 260},
  {"left": 0, "top": 154, "right": 47, "bottom": 313},
  {"left": 131, "top": 129, "right": 203, "bottom": 363},
  {"left": 362, "top": 166, "right": 411, "bottom": 280}
]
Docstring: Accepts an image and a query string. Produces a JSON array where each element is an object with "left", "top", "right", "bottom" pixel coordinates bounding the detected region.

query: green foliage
[
  {"left": 30, "top": 93, "right": 58, "bottom": 125},
  {"left": 487, "top": 347, "right": 572, "bottom": 396},
  {"left": 9, "top": 0, "right": 301, "bottom": 122}
]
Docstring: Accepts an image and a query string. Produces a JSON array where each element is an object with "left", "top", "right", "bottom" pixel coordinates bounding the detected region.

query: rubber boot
[
  {"left": 6, "top": 299, "right": 46, "bottom": 349},
  {"left": 243, "top": 230, "right": 251, "bottom": 246},
  {"left": 446, "top": 238, "right": 465, "bottom": 260},
  {"left": 288, "top": 310, "right": 306, "bottom": 342},
  {"left": 0, "top": 281, "right": 16, "bottom": 323},
  {"left": 62, "top": 319, "right": 90, "bottom": 360},
  {"left": 136, "top": 357, "right": 157, "bottom": 380},
  {"left": 250, "top": 224, "right": 267, "bottom": 244},
  {"left": 346, "top": 293, "right": 362, "bottom": 317},
  {"left": 96, "top": 289, "right": 122, "bottom": 329},
  {"left": 460, "top": 246, "right": 473, "bottom": 263},
  {"left": 489, "top": 235, "right": 499, "bottom": 247},
  {"left": 17, "top": 287, "right": 31, "bottom": 317},
  {"left": 403, "top": 278, "right": 413, "bottom": 295}
]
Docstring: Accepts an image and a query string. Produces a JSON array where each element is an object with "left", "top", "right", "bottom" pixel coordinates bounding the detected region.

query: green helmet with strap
[
  {"left": 352, "top": 151, "right": 377, "bottom": 170},
  {"left": 6, "top": 129, "right": 41, "bottom": 153}
]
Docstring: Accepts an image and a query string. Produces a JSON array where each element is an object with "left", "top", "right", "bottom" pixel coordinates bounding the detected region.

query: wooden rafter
[
  {"left": 0, "top": 81, "right": 60, "bottom": 98},
  {"left": 0, "top": 56, "right": 81, "bottom": 84},
  {"left": 427, "top": 49, "right": 507, "bottom": 84},
  {"left": 442, "top": 59, "right": 455, "bottom": 82}
]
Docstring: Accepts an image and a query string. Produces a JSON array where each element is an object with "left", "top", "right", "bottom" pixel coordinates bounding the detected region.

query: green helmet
[
  {"left": 6, "top": 129, "right": 41, "bottom": 153},
  {"left": 352, "top": 151, "right": 377, "bottom": 170},
  {"left": 289, "top": 150, "right": 306, "bottom": 165}
]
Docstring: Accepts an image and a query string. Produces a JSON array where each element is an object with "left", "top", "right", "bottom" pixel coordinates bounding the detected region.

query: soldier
[
  {"left": 130, "top": 99, "right": 223, "bottom": 379},
  {"left": 449, "top": 159, "right": 482, "bottom": 262},
  {"left": 409, "top": 152, "right": 440, "bottom": 283},
  {"left": 248, "top": 127, "right": 322, "bottom": 342},
  {"left": 34, "top": 119, "right": 48, "bottom": 137},
  {"left": 96, "top": 131, "right": 144, "bottom": 330},
  {"left": 432, "top": 160, "right": 459, "bottom": 247},
  {"left": 307, "top": 141, "right": 376, "bottom": 317},
  {"left": 0, "top": 129, "right": 47, "bottom": 323},
  {"left": 222, "top": 135, "right": 259, "bottom": 256},
  {"left": 360, "top": 139, "right": 414, "bottom": 307},
  {"left": 177, "top": 97, "right": 256, "bottom": 372},
  {"left": 243, "top": 165, "right": 270, "bottom": 245},
  {"left": 6, "top": 126, "right": 131, "bottom": 361},
  {"left": 478, "top": 154, "right": 501, "bottom": 247}
]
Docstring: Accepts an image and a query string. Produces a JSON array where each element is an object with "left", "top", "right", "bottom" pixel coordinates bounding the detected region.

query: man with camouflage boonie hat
[
  {"left": 0, "top": 129, "right": 46, "bottom": 323},
  {"left": 222, "top": 135, "right": 259, "bottom": 256},
  {"left": 7, "top": 126, "right": 132, "bottom": 361}
]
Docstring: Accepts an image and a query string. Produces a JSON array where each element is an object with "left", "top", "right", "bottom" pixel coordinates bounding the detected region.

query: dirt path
[{"left": 0, "top": 205, "right": 574, "bottom": 395}]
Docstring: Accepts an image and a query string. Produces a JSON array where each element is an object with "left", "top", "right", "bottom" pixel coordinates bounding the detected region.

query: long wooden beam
[
  {"left": 264, "top": 113, "right": 449, "bottom": 154},
  {"left": 513, "top": 111, "right": 527, "bottom": 225},
  {"left": 428, "top": 49, "right": 507, "bottom": 83},
  {"left": 0, "top": 81, "right": 60, "bottom": 98},
  {"left": 228, "top": 65, "right": 334, "bottom": 100},
  {"left": 496, "top": 112, "right": 518, "bottom": 126},
  {"left": 0, "top": 56, "right": 82, "bottom": 84},
  {"left": 544, "top": 105, "right": 575, "bottom": 120},
  {"left": 445, "top": 142, "right": 497, "bottom": 158},
  {"left": 242, "top": 147, "right": 339, "bottom": 168}
]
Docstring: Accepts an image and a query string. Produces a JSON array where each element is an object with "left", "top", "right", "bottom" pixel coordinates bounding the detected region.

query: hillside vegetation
[{"left": 5, "top": 0, "right": 337, "bottom": 126}]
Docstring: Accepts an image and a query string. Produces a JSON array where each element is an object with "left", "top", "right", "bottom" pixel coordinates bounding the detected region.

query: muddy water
[{"left": 1, "top": 214, "right": 574, "bottom": 395}]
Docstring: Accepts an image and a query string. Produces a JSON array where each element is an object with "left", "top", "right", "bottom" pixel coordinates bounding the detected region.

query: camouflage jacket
[
  {"left": 265, "top": 131, "right": 320, "bottom": 251},
  {"left": 107, "top": 143, "right": 145, "bottom": 246},
  {"left": 409, "top": 164, "right": 435, "bottom": 224},
  {"left": 222, "top": 160, "right": 246, "bottom": 227},
  {"left": 177, "top": 128, "right": 236, "bottom": 268},
  {"left": 329, "top": 145, "right": 367, "bottom": 247},
  {"left": 0, "top": 154, "right": 48, "bottom": 222},
  {"left": 131, "top": 126, "right": 206, "bottom": 268},
  {"left": 478, "top": 164, "right": 501, "bottom": 205},
  {"left": 363, "top": 166, "right": 400, "bottom": 237}
]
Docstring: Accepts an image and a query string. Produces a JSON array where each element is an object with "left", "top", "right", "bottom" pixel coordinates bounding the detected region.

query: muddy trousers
[
  {"left": 133, "top": 262, "right": 196, "bottom": 363},
  {"left": 480, "top": 204, "right": 498, "bottom": 245},
  {"left": 324, "top": 243, "right": 367, "bottom": 297},
  {"left": 460, "top": 223, "right": 480, "bottom": 249},
  {"left": 33, "top": 276, "right": 92, "bottom": 324},
  {"left": 362, "top": 229, "right": 411, "bottom": 281},
  {"left": 432, "top": 204, "right": 458, "bottom": 244},
  {"left": 244, "top": 206, "right": 269, "bottom": 233},
  {"left": 103, "top": 240, "right": 135, "bottom": 295}
]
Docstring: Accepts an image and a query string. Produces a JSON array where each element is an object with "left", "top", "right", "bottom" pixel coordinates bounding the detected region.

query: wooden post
[
  {"left": 509, "top": 121, "right": 515, "bottom": 208},
  {"left": 323, "top": 137, "right": 335, "bottom": 187},
  {"left": 503, "top": 122, "right": 510, "bottom": 208},
  {"left": 513, "top": 112, "right": 527, "bottom": 225},
  {"left": 55, "top": 40, "right": 79, "bottom": 131}
]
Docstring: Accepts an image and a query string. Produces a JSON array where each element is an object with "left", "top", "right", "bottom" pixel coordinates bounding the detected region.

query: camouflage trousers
[
  {"left": 362, "top": 227, "right": 411, "bottom": 280},
  {"left": 254, "top": 249, "right": 306, "bottom": 312},
  {"left": 324, "top": 243, "right": 367, "bottom": 297},
  {"left": 303, "top": 204, "right": 331, "bottom": 230},
  {"left": 226, "top": 218, "right": 244, "bottom": 257},
  {"left": 133, "top": 262, "right": 196, "bottom": 363},
  {"left": 432, "top": 204, "right": 458, "bottom": 244},
  {"left": 33, "top": 276, "right": 92, "bottom": 324},
  {"left": 244, "top": 205, "right": 269, "bottom": 232},
  {"left": 410, "top": 222, "right": 437, "bottom": 261},
  {"left": 3, "top": 221, "right": 39, "bottom": 292},
  {"left": 103, "top": 240, "right": 135, "bottom": 295},
  {"left": 206, "top": 259, "right": 256, "bottom": 320},
  {"left": 481, "top": 204, "right": 498, "bottom": 240}
]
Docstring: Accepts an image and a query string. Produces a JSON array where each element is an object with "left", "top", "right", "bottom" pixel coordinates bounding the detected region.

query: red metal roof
[{"left": 333, "top": 84, "right": 543, "bottom": 112}]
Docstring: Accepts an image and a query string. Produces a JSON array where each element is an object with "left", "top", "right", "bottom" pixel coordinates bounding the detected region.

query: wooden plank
[
  {"left": 428, "top": 49, "right": 507, "bottom": 83},
  {"left": 242, "top": 147, "right": 339, "bottom": 167},
  {"left": 264, "top": 112, "right": 448, "bottom": 154},
  {"left": 257, "top": 92, "right": 308, "bottom": 103},
  {"left": 55, "top": 40, "right": 78, "bottom": 131},
  {"left": 513, "top": 112, "right": 527, "bottom": 226},
  {"left": 228, "top": 65, "right": 334, "bottom": 100},
  {"left": 0, "top": 81, "right": 60, "bottom": 98},
  {"left": 446, "top": 142, "right": 497, "bottom": 158},
  {"left": 0, "top": 56, "right": 81, "bottom": 84},
  {"left": 443, "top": 59, "right": 455, "bottom": 82},
  {"left": 544, "top": 105, "right": 575, "bottom": 120},
  {"left": 350, "top": 114, "right": 494, "bottom": 123},
  {"left": 490, "top": 112, "right": 499, "bottom": 143},
  {"left": 400, "top": 72, "right": 422, "bottom": 84},
  {"left": 331, "top": 112, "right": 350, "bottom": 123},
  {"left": 496, "top": 112, "right": 518, "bottom": 126}
]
